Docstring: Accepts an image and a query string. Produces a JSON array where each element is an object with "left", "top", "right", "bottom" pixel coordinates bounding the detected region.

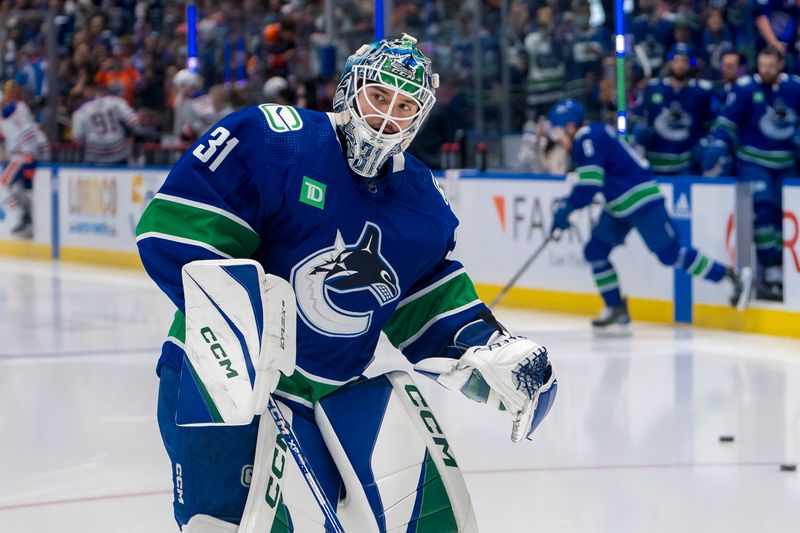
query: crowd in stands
[{"left": 0, "top": 0, "right": 797, "bottom": 168}]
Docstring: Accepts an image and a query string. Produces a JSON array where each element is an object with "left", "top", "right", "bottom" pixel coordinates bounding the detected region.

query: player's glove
[
  {"left": 551, "top": 198, "right": 572, "bottom": 233},
  {"left": 700, "top": 139, "right": 729, "bottom": 176},
  {"left": 415, "top": 332, "right": 557, "bottom": 443}
]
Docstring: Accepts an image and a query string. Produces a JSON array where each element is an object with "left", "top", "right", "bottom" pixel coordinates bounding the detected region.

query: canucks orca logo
[
  {"left": 290, "top": 222, "right": 400, "bottom": 337},
  {"left": 759, "top": 99, "right": 797, "bottom": 140},
  {"left": 654, "top": 102, "right": 692, "bottom": 142}
]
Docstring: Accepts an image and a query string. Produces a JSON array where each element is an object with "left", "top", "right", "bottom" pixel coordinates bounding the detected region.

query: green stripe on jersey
[
  {"left": 416, "top": 451, "right": 459, "bottom": 533},
  {"left": 736, "top": 146, "right": 795, "bottom": 169},
  {"left": 136, "top": 196, "right": 261, "bottom": 257},
  {"left": 594, "top": 271, "right": 618, "bottom": 288},
  {"left": 607, "top": 182, "right": 662, "bottom": 217},
  {"left": 714, "top": 116, "right": 738, "bottom": 136},
  {"left": 576, "top": 165, "right": 605, "bottom": 186},
  {"left": 168, "top": 310, "right": 186, "bottom": 343},
  {"left": 646, "top": 152, "right": 691, "bottom": 172},
  {"left": 689, "top": 254, "right": 710, "bottom": 276},
  {"left": 275, "top": 370, "right": 352, "bottom": 406},
  {"left": 383, "top": 272, "right": 480, "bottom": 349}
]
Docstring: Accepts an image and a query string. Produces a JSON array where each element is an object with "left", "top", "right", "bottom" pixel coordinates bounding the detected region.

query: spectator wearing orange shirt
[{"left": 94, "top": 38, "right": 140, "bottom": 106}]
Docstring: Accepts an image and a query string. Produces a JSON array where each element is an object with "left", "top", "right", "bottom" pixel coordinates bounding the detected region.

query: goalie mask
[{"left": 334, "top": 34, "right": 439, "bottom": 177}]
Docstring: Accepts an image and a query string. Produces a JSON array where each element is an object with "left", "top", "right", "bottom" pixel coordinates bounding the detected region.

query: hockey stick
[
  {"left": 265, "top": 397, "right": 345, "bottom": 533},
  {"left": 489, "top": 235, "right": 554, "bottom": 309}
]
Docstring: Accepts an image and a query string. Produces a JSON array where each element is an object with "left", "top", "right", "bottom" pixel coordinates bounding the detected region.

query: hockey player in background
[
  {"left": 703, "top": 46, "right": 800, "bottom": 300},
  {"left": 632, "top": 44, "right": 718, "bottom": 175},
  {"left": 171, "top": 69, "right": 234, "bottom": 142},
  {"left": 547, "top": 99, "right": 751, "bottom": 333},
  {"left": 137, "top": 35, "right": 557, "bottom": 532},
  {"left": 71, "top": 81, "right": 143, "bottom": 165},
  {"left": 0, "top": 80, "right": 48, "bottom": 238}
]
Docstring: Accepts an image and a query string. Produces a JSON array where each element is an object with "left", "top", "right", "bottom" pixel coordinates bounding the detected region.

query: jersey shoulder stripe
[{"left": 135, "top": 194, "right": 261, "bottom": 258}]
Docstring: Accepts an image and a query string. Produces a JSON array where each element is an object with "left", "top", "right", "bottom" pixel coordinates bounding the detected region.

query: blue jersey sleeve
[
  {"left": 753, "top": 0, "right": 771, "bottom": 18},
  {"left": 136, "top": 107, "right": 282, "bottom": 312},
  {"left": 382, "top": 213, "right": 494, "bottom": 364},
  {"left": 566, "top": 126, "right": 605, "bottom": 209}
]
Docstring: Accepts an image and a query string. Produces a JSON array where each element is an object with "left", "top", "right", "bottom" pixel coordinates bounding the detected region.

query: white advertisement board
[
  {"left": 455, "top": 176, "right": 673, "bottom": 301},
  {"left": 783, "top": 184, "right": 800, "bottom": 312},
  {"left": 58, "top": 167, "right": 168, "bottom": 252},
  {"left": 690, "top": 182, "right": 737, "bottom": 307}
]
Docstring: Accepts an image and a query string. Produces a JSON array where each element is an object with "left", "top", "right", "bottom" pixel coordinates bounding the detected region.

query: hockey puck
[
  {"left": 719, "top": 435, "right": 735, "bottom": 443},
  {"left": 780, "top": 464, "right": 797, "bottom": 472}
]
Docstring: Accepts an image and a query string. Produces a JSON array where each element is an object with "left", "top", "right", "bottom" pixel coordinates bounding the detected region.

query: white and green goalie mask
[{"left": 334, "top": 34, "right": 439, "bottom": 177}]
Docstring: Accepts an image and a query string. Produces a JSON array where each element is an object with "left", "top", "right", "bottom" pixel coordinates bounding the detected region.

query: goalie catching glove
[{"left": 415, "top": 323, "right": 557, "bottom": 443}]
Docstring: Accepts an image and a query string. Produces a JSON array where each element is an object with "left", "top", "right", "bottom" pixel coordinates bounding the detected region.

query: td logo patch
[{"left": 300, "top": 176, "right": 326, "bottom": 209}]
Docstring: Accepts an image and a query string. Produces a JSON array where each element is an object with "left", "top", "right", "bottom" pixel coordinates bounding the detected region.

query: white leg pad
[
  {"left": 238, "top": 400, "right": 330, "bottom": 533},
  {"left": 315, "top": 371, "right": 478, "bottom": 533},
  {"left": 182, "top": 514, "right": 238, "bottom": 533}
]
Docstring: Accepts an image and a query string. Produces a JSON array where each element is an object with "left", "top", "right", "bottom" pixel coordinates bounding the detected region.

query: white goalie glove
[{"left": 415, "top": 331, "right": 557, "bottom": 443}]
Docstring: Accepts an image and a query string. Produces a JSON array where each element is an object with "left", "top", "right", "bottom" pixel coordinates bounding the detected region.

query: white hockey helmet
[
  {"left": 333, "top": 34, "right": 439, "bottom": 177},
  {"left": 173, "top": 68, "right": 200, "bottom": 89}
]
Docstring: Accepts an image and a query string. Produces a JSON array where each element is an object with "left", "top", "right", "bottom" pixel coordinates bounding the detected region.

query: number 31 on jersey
[{"left": 193, "top": 126, "right": 239, "bottom": 172}]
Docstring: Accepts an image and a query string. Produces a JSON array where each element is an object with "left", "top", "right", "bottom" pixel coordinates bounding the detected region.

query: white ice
[{"left": 0, "top": 259, "right": 798, "bottom": 533}]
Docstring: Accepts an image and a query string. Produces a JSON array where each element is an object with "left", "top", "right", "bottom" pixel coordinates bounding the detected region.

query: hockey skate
[
  {"left": 758, "top": 266, "right": 783, "bottom": 302},
  {"left": 592, "top": 299, "right": 631, "bottom": 337},
  {"left": 724, "top": 266, "right": 752, "bottom": 311},
  {"left": 11, "top": 213, "right": 33, "bottom": 240}
]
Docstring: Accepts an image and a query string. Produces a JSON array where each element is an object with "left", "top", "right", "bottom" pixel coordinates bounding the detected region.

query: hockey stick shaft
[
  {"left": 266, "top": 397, "right": 345, "bottom": 532},
  {"left": 489, "top": 236, "right": 553, "bottom": 309}
]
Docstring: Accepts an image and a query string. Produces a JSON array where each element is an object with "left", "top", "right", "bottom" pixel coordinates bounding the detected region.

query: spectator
[
  {"left": 755, "top": 0, "right": 800, "bottom": 72},
  {"left": 631, "top": 0, "right": 676, "bottom": 78},
  {"left": 517, "top": 115, "right": 571, "bottom": 174},
  {"left": 525, "top": 5, "right": 567, "bottom": 116},
  {"left": 94, "top": 38, "right": 141, "bottom": 106},
  {"left": 701, "top": 9, "right": 735, "bottom": 80},
  {"left": 563, "top": 0, "right": 609, "bottom": 100}
]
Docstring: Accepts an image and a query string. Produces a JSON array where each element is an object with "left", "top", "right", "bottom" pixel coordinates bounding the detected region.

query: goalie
[{"left": 137, "top": 35, "right": 557, "bottom": 532}]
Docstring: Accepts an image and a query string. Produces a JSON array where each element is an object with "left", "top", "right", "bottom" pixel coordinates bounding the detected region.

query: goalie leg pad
[
  {"left": 239, "top": 399, "right": 342, "bottom": 533},
  {"left": 157, "top": 364, "right": 261, "bottom": 526},
  {"left": 315, "top": 371, "right": 478, "bottom": 533},
  {"left": 160, "top": 365, "right": 339, "bottom": 530}
]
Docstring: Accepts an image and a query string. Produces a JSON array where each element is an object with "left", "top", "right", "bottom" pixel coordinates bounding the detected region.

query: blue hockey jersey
[
  {"left": 136, "top": 105, "right": 489, "bottom": 406},
  {"left": 753, "top": 0, "right": 799, "bottom": 48},
  {"left": 566, "top": 122, "right": 662, "bottom": 218},
  {"left": 711, "top": 73, "right": 800, "bottom": 169},
  {"left": 633, "top": 78, "right": 717, "bottom": 173}
]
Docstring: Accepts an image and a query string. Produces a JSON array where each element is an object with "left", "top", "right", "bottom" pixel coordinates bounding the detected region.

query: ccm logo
[
  {"left": 200, "top": 326, "right": 239, "bottom": 379},
  {"left": 404, "top": 384, "right": 458, "bottom": 467}
]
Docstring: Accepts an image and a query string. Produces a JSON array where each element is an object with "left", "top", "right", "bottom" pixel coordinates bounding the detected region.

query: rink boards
[{"left": 0, "top": 164, "right": 797, "bottom": 338}]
